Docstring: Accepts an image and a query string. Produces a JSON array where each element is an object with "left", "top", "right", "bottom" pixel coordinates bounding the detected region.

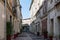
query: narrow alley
[{"left": 0, "top": 0, "right": 60, "bottom": 40}]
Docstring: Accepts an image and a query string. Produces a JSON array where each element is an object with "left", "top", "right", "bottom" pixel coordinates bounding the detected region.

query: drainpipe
[{"left": 4, "top": 0, "right": 7, "bottom": 40}]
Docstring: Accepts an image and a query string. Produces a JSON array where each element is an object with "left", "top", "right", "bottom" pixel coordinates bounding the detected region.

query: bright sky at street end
[{"left": 20, "top": 0, "right": 31, "bottom": 19}]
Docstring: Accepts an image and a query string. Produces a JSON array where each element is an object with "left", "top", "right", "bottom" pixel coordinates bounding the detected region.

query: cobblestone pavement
[{"left": 12, "top": 32, "right": 48, "bottom": 40}]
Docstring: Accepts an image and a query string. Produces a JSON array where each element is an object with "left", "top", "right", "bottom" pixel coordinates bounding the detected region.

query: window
[
  {"left": 10, "top": 15, "right": 12, "bottom": 22},
  {"left": 43, "top": 0, "right": 47, "bottom": 14},
  {"left": 57, "top": 17, "right": 60, "bottom": 35},
  {"left": 35, "top": 8, "right": 37, "bottom": 9},
  {"left": 50, "top": 0, "right": 53, "bottom": 3},
  {"left": 3, "top": 0, "right": 5, "bottom": 6},
  {"left": 38, "top": 3, "right": 40, "bottom": 6}
]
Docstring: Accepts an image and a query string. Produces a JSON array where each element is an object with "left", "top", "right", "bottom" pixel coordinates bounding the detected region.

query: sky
[{"left": 20, "top": 0, "right": 31, "bottom": 19}]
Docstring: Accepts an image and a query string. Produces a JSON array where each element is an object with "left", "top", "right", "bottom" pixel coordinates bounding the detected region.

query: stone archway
[{"left": 22, "top": 24, "right": 29, "bottom": 32}]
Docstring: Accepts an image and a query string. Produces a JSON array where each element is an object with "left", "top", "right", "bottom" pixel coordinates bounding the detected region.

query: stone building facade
[
  {"left": 47, "top": 0, "right": 60, "bottom": 40},
  {"left": 12, "top": 0, "right": 22, "bottom": 39},
  {"left": 0, "top": 0, "right": 22, "bottom": 40},
  {"left": 30, "top": 0, "right": 60, "bottom": 40},
  {"left": 29, "top": 0, "right": 44, "bottom": 35},
  {"left": 0, "top": 0, "right": 6, "bottom": 40}
]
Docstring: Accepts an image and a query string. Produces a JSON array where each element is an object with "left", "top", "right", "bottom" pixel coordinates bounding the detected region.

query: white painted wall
[
  {"left": 47, "top": 9, "right": 55, "bottom": 35},
  {"left": 47, "top": 4, "right": 60, "bottom": 40},
  {"left": 22, "top": 19, "right": 31, "bottom": 25},
  {"left": 30, "top": 0, "right": 44, "bottom": 18},
  {"left": 13, "top": 0, "right": 22, "bottom": 34}
]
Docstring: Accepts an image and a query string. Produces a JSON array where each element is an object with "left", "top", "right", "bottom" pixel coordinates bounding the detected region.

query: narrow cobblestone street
[{"left": 13, "top": 32, "right": 48, "bottom": 40}]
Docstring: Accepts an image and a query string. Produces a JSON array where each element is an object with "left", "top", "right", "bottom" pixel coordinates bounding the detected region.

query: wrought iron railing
[
  {"left": 55, "top": 0, "right": 60, "bottom": 4},
  {"left": 12, "top": 6, "right": 17, "bottom": 17}
]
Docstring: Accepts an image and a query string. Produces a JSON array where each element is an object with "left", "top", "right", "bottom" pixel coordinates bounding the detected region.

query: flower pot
[
  {"left": 7, "top": 35, "right": 11, "bottom": 40},
  {"left": 49, "top": 36, "right": 53, "bottom": 40}
]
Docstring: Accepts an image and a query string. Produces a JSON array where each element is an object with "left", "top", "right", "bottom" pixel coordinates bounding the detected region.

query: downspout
[{"left": 4, "top": 0, "right": 7, "bottom": 40}]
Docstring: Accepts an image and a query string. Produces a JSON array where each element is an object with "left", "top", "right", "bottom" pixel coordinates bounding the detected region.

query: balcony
[
  {"left": 55, "top": 0, "right": 60, "bottom": 3},
  {"left": 55, "top": 0, "right": 60, "bottom": 5},
  {"left": 42, "top": 0, "right": 47, "bottom": 18},
  {"left": 6, "top": 1, "right": 13, "bottom": 14},
  {"left": 12, "top": 7, "right": 17, "bottom": 17},
  {"left": 12, "top": 7, "right": 16, "bottom": 13}
]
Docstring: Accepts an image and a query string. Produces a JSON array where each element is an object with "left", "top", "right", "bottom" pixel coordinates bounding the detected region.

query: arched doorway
[{"left": 22, "top": 24, "right": 29, "bottom": 32}]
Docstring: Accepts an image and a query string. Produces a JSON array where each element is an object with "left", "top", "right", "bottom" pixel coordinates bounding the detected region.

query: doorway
[
  {"left": 50, "top": 19, "right": 54, "bottom": 40},
  {"left": 10, "top": 16, "right": 12, "bottom": 23},
  {"left": 42, "top": 18, "right": 48, "bottom": 38},
  {"left": 51, "top": 19, "right": 54, "bottom": 35},
  {"left": 58, "top": 17, "right": 60, "bottom": 37}
]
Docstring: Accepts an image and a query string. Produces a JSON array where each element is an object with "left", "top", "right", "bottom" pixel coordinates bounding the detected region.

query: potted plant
[
  {"left": 43, "top": 31, "right": 48, "bottom": 39},
  {"left": 6, "top": 22, "right": 13, "bottom": 40},
  {"left": 48, "top": 33, "right": 53, "bottom": 40},
  {"left": 59, "top": 35, "right": 60, "bottom": 39}
]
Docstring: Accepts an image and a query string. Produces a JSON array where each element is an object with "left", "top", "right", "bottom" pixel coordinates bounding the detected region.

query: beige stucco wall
[
  {"left": 16, "top": 6, "right": 22, "bottom": 33},
  {"left": 13, "top": 18, "right": 20, "bottom": 34},
  {"left": 12, "top": 0, "right": 22, "bottom": 34},
  {"left": 14, "top": 19, "right": 17, "bottom": 34},
  {"left": 6, "top": 8, "right": 12, "bottom": 22},
  {"left": 0, "top": 2, "right": 6, "bottom": 40},
  {"left": 16, "top": 5, "right": 21, "bottom": 19},
  {"left": 16, "top": 0, "right": 22, "bottom": 33}
]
